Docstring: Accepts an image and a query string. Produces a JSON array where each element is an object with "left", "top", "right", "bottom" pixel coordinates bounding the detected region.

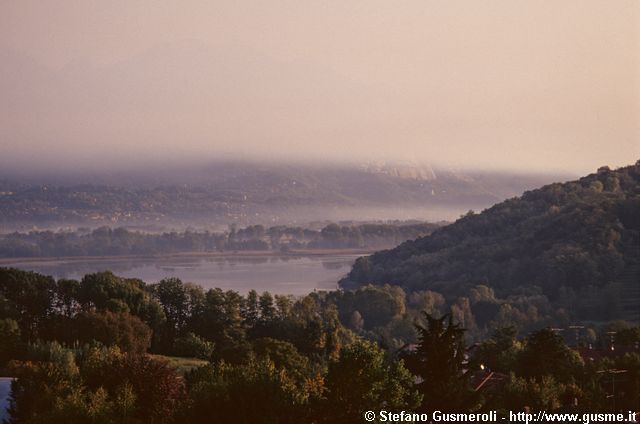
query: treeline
[
  {"left": 2, "top": 268, "right": 640, "bottom": 422},
  {"left": 0, "top": 222, "right": 440, "bottom": 257},
  {"left": 343, "top": 162, "right": 640, "bottom": 322},
  {"left": 0, "top": 267, "right": 629, "bottom": 364}
]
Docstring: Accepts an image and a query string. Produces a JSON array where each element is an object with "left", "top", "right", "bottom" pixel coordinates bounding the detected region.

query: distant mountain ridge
[
  {"left": 359, "top": 161, "right": 437, "bottom": 181},
  {"left": 341, "top": 161, "right": 640, "bottom": 321},
  {"left": 0, "top": 161, "right": 569, "bottom": 230}
]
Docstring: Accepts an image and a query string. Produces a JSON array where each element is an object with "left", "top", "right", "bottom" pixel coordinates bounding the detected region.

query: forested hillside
[{"left": 342, "top": 162, "right": 640, "bottom": 322}]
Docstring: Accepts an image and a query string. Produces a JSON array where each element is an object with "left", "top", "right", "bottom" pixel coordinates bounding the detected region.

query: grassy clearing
[{"left": 150, "top": 355, "right": 209, "bottom": 376}]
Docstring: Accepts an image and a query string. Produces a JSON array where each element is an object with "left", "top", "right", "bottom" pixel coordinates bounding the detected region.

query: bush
[{"left": 173, "top": 333, "right": 214, "bottom": 360}]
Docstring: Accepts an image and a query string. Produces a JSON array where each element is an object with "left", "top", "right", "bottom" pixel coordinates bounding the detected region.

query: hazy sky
[{"left": 1, "top": 1, "right": 638, "bottom": 174}]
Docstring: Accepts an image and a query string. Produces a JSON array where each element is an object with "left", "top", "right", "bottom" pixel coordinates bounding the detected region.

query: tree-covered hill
[{"left": 341, "top": 161, "right": 640, "bottom": 321}]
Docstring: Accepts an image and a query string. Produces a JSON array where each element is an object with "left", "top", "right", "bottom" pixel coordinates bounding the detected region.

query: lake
[
  {"left": 0, "top": 378, "right": 11, "bottom": 421},
  {"left": 0, "top": 253, "right": 364, "bottom": 295}
]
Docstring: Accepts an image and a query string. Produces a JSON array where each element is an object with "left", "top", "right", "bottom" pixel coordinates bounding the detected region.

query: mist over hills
[{"left": 0, "top": 160, "right": 570, "bottom": 230}]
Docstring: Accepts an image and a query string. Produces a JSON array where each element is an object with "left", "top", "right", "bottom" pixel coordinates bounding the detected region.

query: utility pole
[{"left": 598, "top": 369, "right": 628, "bottom": 412}]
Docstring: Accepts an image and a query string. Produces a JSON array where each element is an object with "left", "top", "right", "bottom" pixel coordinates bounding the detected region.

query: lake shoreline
[{"left": 0, "top": 248, "right": 375, "bottom": 266}]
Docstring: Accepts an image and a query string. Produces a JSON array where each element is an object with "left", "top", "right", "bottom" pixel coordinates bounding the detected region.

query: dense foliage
[
  {"left": 343, "top": 163, "right": 640, "bottom": 322},
  {"left": 2, "top": 267, "right": 640, "bottom": 422}
]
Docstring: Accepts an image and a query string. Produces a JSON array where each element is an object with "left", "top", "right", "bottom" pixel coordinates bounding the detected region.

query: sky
[{"left": 1, "top": 0, "right": 638, "bottom": 175}]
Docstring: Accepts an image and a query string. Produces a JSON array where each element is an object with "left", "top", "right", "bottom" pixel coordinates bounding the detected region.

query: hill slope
[{"left": 341, "top": 161, "right": 640, "bottom": 321}]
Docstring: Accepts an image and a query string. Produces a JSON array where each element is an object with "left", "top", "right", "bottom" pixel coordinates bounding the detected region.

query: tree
[
  {"left": 7, "top": 345, "right": 84, "bottom": 423},
  {"left": 0, "top": 318, "right": 21, "bottom": 365},
  {"left": 252, "top": 337, "right": 314, "bottom": 387},
  {"left": 476, "top": 326, "right": 522, "bottom": 372},
  {"left": 193, "top": 289, "right": 248, "bottom": 363},
  {"left": 150, "top": 278, "right": 190, "bottom": 351},
  {"left": 259, "top": 292, "right": 276, "bottom": 323},
  {"left": 74, "top": 311, "right": 152, "bottom": 354},
  {"left": 274, "top": 295, "right": 293, "bottom": 320},
  {"left": 243, "top": 289, "right": 260, "bottom": 325},
  {"left": 185, "top": 359, "right": 311, "bottom": 423},
  {"left": 321, "top": 340, "right": 421, "bottom": 423},
  {"left": 108, "top": 354, "right": 185, "bottom": 423},
  {"left": 76, "top": 347, "right": 185, "bottom": 423},
  {"left": 0, "top": 268, "right": 56, "bottom": 340},
  {"left": 182, "top": 283, "right": 206, "bottom": 333},
  {"left": 500, "top": 374, "right": 567, "bottom": 411},
  {"left": 333, "top": 284, "right": 406, "bottom": 330},
  {"left": 77, "top": 272, "right": 165, "bottom": 334},
  {"left": 152, "top": 278, "right": 188, "bottom": 332},
  {"left": 55, "top": 279, "right": 81, "bottom": 318},
  {"left": 402, "top": 312, "right": 475, "bottom": 412},
  {"left": 173, "top": 332, "right": 214, "bottom": 360},
  {"left": 518, "top": 328, "right": 584, "bottom": 383}
]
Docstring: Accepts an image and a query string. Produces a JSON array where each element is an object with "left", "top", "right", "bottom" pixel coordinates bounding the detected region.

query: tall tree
[
  {"left": 153, "top": 278, "right": 188, "bottom": 333},
  {"left": 259, "top": 292, "right": 276, "bottom": 323},
  {"left": 243, "top": 289, "right": 260, "bottom": 325},
  {"left": 403, "top": 312, "right": 475, "bottom": 412}
]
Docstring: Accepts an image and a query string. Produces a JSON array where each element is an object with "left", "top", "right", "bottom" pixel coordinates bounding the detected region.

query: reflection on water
[{"left": 2, "top": 254, "right": 363, "bottom": 295}]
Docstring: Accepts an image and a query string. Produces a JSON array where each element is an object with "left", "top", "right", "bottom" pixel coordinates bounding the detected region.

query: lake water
[
  {"left": 0, "top": 378, "right": 11, "bottom": 421},
  {"left": 1, "top": 254, "right": 363, "bottom": 295}
]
